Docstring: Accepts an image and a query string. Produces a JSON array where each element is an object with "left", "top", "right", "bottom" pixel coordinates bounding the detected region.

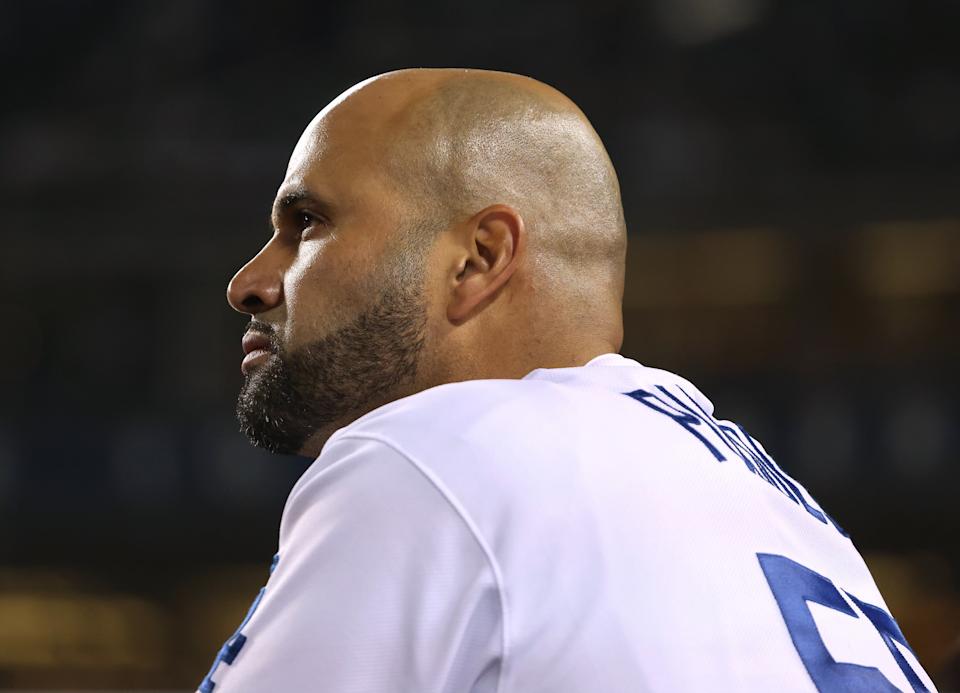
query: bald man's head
[
  {"left": 228, "top": 68, "right": 628, "bottom": 456},
  {"left": 380, "top": 70, "right": 626, "bottom": 302}
]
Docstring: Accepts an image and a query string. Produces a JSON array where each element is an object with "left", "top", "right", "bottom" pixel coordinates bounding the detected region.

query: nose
[{"left": 226, "top": 243, "right": 285, "bottom": 315}]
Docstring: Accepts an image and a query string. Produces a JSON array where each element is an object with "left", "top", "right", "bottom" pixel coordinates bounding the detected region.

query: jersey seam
[{"left": 333, "top": 431, "right": 509, "bottom": 693}]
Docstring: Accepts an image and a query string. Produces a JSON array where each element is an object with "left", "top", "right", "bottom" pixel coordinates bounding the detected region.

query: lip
[
  {"left": 241, "top": 332, "right": 274, "bottom": 374},
  {"left": 242, "top": 332, "right": 272, "bottom": 356}
]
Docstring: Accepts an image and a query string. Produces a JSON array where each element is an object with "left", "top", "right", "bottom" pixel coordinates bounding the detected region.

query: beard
[{"left": 235, "top": 280, "right": 427, "bottom": 456}]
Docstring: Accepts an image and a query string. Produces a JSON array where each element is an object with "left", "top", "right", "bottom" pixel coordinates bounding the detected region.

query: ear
[{"left": 447, "top": 204, "right": 526, "bottom": 324}]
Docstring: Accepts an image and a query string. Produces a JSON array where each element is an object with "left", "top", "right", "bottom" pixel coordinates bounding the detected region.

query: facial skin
[
  {"left": 227, "top": 68, "right": 628, "bottom": 458},
  {"left": 235, "top": 284, "right": 427, "bottom": 456}
]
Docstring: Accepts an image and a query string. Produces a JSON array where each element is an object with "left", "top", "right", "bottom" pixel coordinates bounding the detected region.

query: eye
[
  {"left": 298, "top": 211, "right": 316, "bottom": 230},
  {"left": 296, "top": 210, "right": 326, "bottom": 234}
]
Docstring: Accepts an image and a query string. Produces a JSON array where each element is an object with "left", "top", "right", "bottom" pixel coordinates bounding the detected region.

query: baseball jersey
[{"left": 199, "top": 353, "right": 937, "bottom": 692}]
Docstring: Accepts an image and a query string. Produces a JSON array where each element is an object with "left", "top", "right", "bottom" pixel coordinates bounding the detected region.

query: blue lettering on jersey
[
  {"left": 759, "top": 553, "right": 929, "bottom": 692},
  {"left": 624, "top": 385, "right": 847, "bottom": 537},
  {"left": 199, "top": 552, "right": 280, "bottom": 693}
]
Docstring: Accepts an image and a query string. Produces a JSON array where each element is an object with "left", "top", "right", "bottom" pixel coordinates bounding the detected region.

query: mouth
[{"left": 241, "top": 331, "right": 275, "bottom": 374}]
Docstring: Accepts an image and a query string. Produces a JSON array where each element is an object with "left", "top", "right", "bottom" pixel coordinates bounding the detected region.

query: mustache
[{"left": 245, "top": 320, "right": 281, "bottom": 350}]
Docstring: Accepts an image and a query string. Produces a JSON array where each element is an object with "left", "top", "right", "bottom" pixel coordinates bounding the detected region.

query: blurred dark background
[{"left": 2, "top": 0, "right": 959, "bottom": 689}]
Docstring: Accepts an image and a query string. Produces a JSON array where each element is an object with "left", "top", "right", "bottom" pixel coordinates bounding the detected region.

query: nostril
[{"left": 241, "top": 295, "right": 265, "bottom": 311}]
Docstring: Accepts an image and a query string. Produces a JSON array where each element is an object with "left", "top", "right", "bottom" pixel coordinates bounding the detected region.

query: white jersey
[{"left": 199, "top": 353, "right": 937, "bottom": 692}]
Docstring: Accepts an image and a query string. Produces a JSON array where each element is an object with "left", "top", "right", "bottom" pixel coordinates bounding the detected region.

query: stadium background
[{"left": 2, "top": 0, "right": 958, "bottom": 689}]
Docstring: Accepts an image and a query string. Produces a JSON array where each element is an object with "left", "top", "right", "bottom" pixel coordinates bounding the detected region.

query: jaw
[
  {"left": 296, "top": 426, "right": 338, "bottom": 459},
  {"left": 293, "top": 369, "right": 435, "bottom": 460}
]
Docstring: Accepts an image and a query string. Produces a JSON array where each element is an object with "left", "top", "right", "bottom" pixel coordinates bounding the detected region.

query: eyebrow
[{"left": 270, "top": 187, "right": 335, "bottom": 226}]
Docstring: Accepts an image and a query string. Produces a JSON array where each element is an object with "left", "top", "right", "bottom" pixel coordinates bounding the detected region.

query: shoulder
[
  {"left": 255, "top": 435, "right": 503, "bottom": 693},
  {"left": 324, "top": 376, "right": 673, "bottom": 492},
  {"left": 278, "top": 431, "right": 493, "bottom": 565},
  {"left": 279, "top": 381, "right": 560, "bottom": 535},
  {"left": 293, "top": 371, "right": 702, "bottom": 532},
  {"left": 335, "top": 377, "right": 611, "bottom": 455}
]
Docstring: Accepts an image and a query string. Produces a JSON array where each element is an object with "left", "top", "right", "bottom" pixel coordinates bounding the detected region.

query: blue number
[
  {"left": 199, "top": 553, "right": 280, "bottom": 693},
  {"left": 847, "top": 594, "right": 931, "bottom": 693},
  {"left": 758, "top": 553, "right": 929, "bottom": 692}
]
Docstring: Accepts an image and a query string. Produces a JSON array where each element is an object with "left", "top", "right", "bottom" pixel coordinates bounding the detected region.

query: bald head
[
  {"left": 305, "top": 68, "right": 627, "bottom": 323},
  {"left": 393, "top": 70, "right": 625, "bottom": 291}
]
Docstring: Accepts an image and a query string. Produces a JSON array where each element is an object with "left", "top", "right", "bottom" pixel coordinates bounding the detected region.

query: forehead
[
  {"left": 276, "top": 100, "right": 399, "bottom": 216},
  {"left": 286, "top": 77, "right": 381, "bottom": 171},
  {"left": 284, "top": 111, "right": 369, "bottom": 185}
]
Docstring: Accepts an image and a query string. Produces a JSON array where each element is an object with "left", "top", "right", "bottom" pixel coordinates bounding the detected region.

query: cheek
[{"left": 280, "top": 241, "right": 366, "bottom": 348}]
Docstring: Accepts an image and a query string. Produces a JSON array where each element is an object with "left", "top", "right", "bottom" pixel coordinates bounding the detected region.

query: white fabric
[{"left": 201, "top": 354, "right": 937, "bottom": 692}]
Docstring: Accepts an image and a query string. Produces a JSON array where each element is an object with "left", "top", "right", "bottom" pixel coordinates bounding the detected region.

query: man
[{"left": 201, "top": 69, "right": 937, "bottom": 692}]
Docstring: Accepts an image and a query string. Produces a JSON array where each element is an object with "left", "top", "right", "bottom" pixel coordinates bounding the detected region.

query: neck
[
  {"left": 515, "top": 342, "right": 620, "bottom": 376},
  {"left": 296, "top": 338, "right": 620, "bottom": 459}
]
